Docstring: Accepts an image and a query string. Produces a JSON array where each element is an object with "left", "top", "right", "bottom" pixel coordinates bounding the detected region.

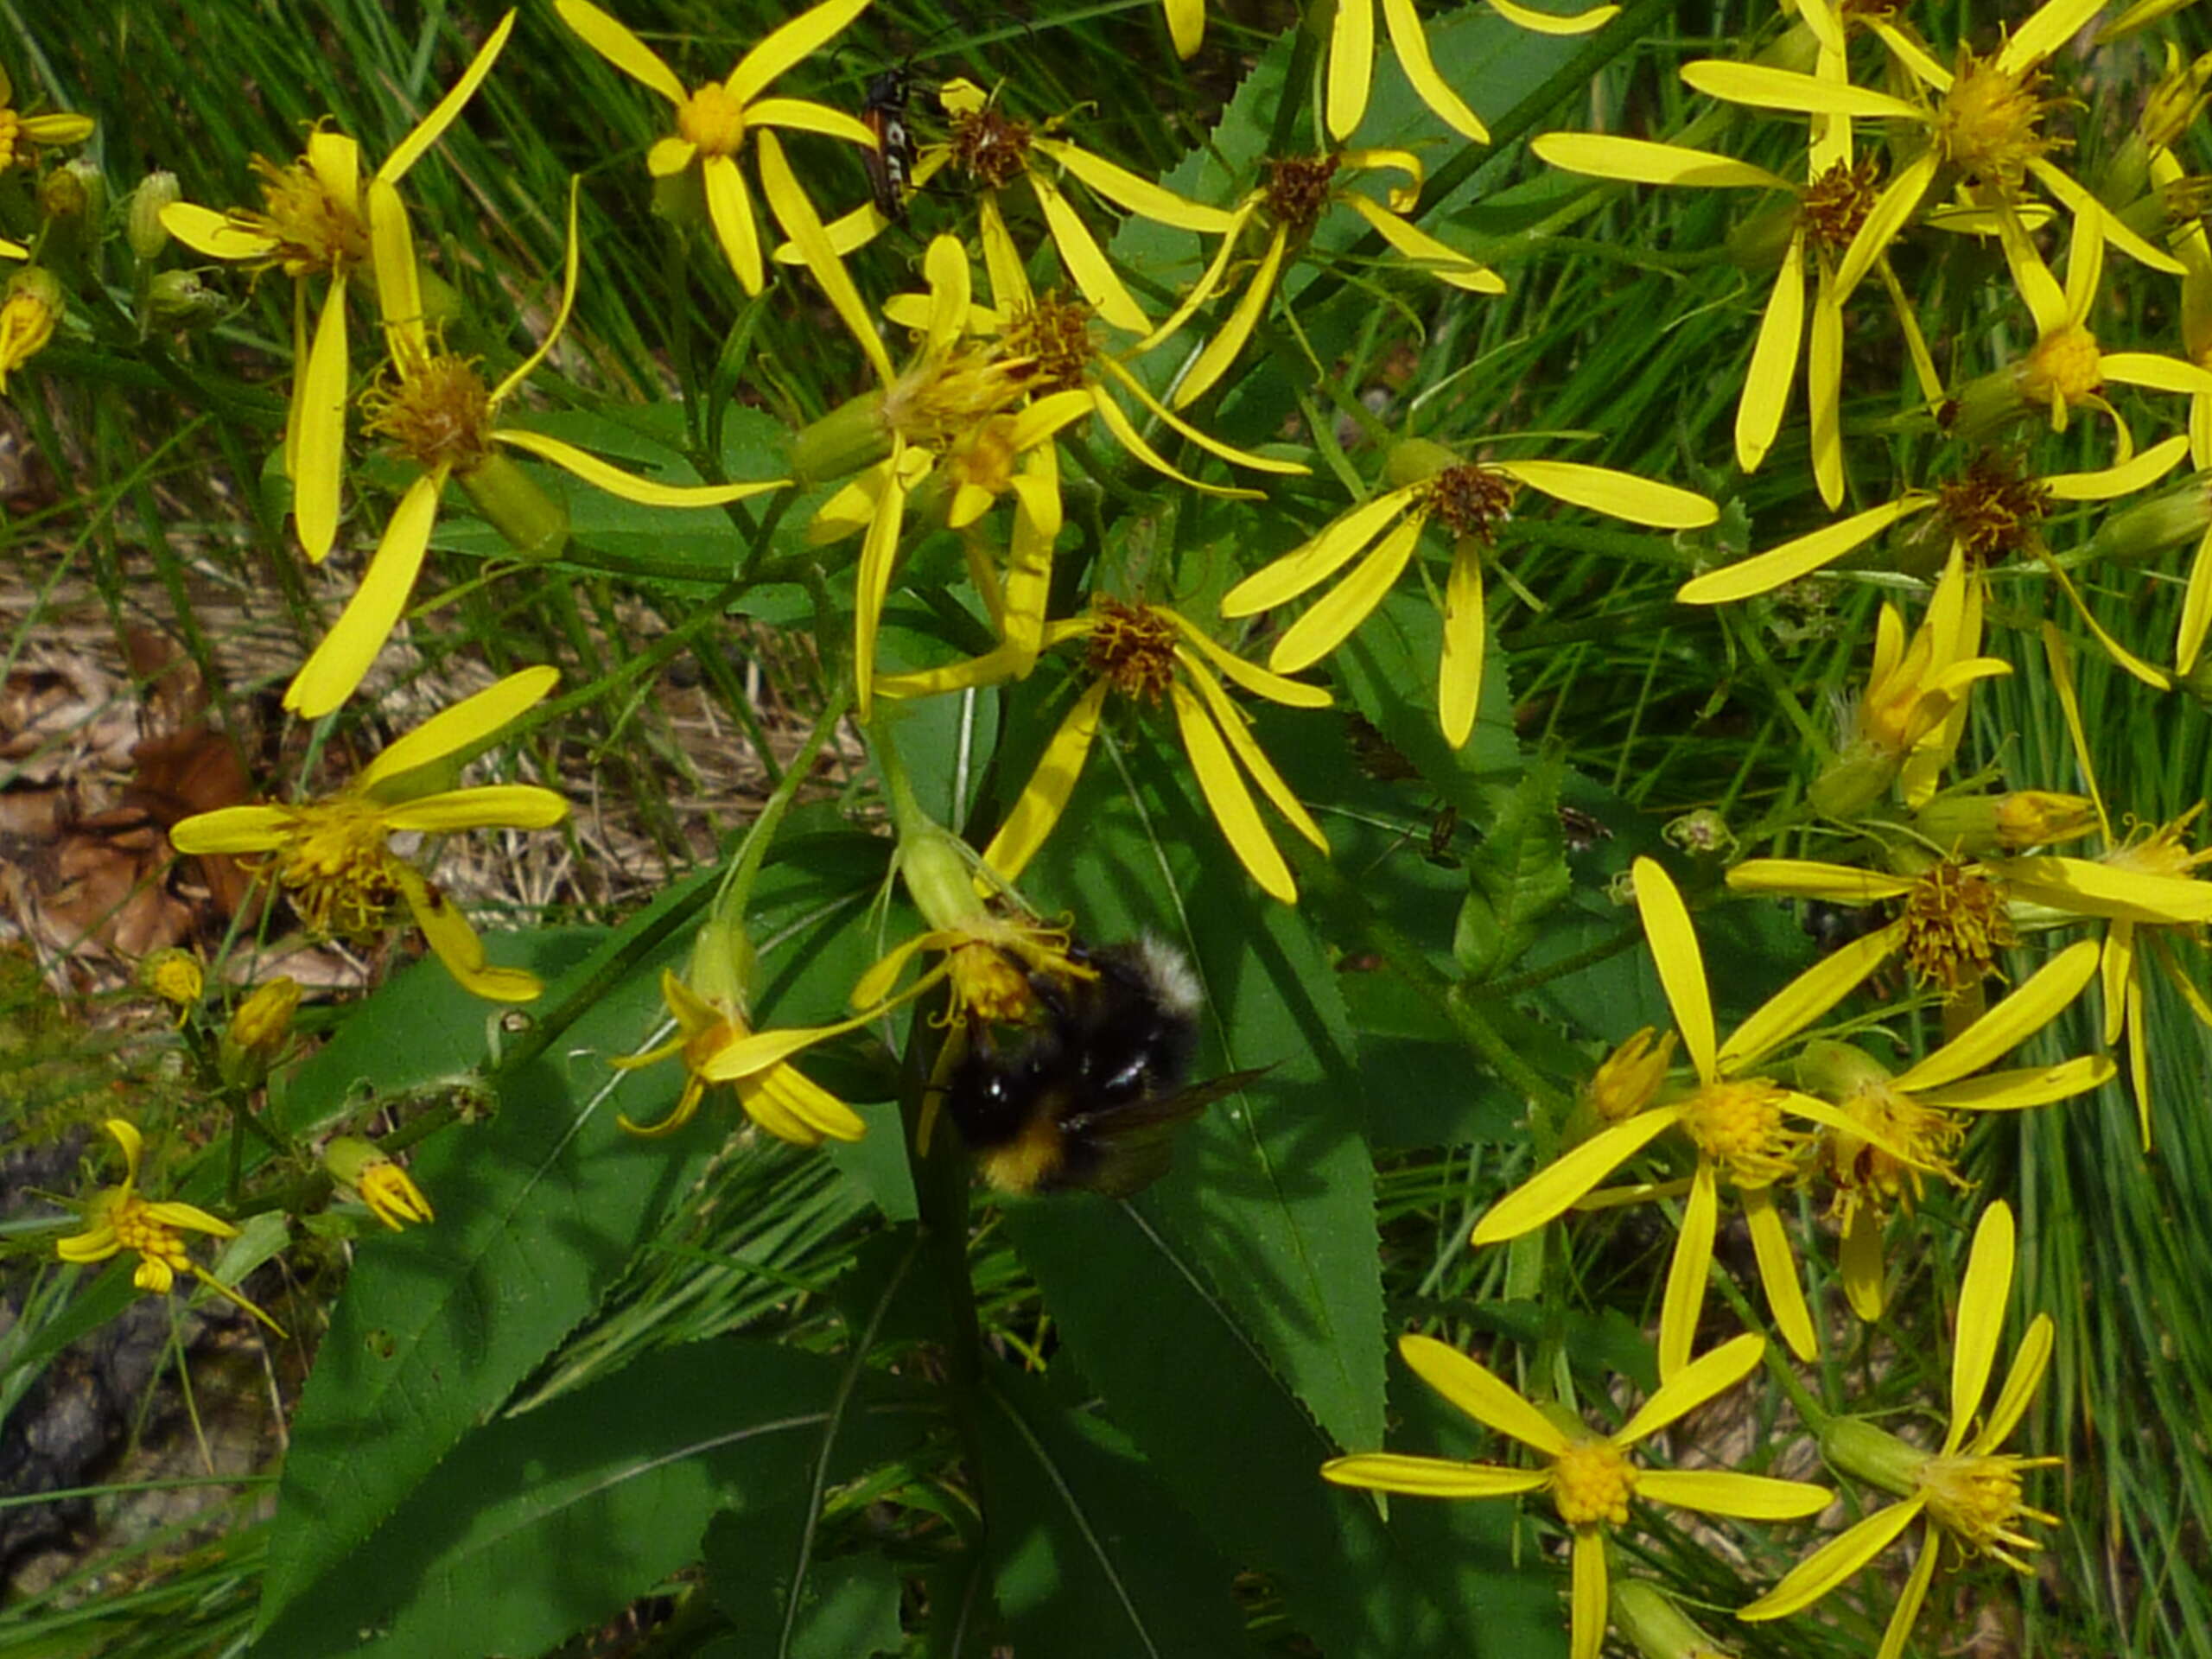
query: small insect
[
  {"left": 861, "top": 64, "right": 919, "bottom": 221},
  {"left": 944, "top": 937, "right": 1261, "bottom": 1198}
]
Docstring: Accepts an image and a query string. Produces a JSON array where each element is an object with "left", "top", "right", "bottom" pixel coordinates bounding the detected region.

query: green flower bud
[
  {"left": 458, "top": 450, "right": 569, "bottom": 560},
  {"left": 128, "top": 170, "right": 181, "bottom": 260}
]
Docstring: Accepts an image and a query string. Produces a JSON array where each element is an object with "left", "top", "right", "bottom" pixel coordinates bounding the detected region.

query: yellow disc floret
[
  {"left": 238, "top": 150, "right": 368, "bottom": 278},
  {"left": 1899, "top": 860, "right": 2014, "bottom": 992},
  {"left": 1916, "top": 1452, "right": 2060, "bottom": 1571},
  {"left": 677, "top": 82, "right": 748, "bottom": 157},
  {"left": 363, "top": 348, "right": 496, "bottom": 473},
  {"left": 1087, "top": 598, "right": 1181, "bottom": 703},
  {"left": 1550, "top": 1439, "right": 1638, "bottom": 1528},
  {"left": 1678, "top": 1077, "right": 1805, "bottom": 1186}
]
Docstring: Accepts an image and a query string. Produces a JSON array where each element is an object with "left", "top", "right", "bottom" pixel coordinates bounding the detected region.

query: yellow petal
[
  {"left": 2101, "top": 350, "right": 2212, "bottom": 396},
  {"left": 1617, "top": 1331, "right": 1764, "bottom": 1443},
  {"left": 2044, "top": 432, "right": 2191, "bottom": 499},
  {"left": 292, "top": 278, "right": 350, "bottom": 565},
  {"left": 1135, "top": 200, "right": 1259, "bottom": 353},
  {"left": 1484, "top": 0, "right": 1616, "bottom": 35},
  {"left": 144, "top": 1198, "right": 240, "bottom": 1239},
  {"left": 1975, "top": 1313, "right": 2055, "bottom": 1452},
  {"left": 160, "top": 202, "right": 276, "bottom": 261},
  {"left": 982, "top": 679, "right": 1109, "bottom": 882},
  {"left": 1032, "top": 138, "right": 1236, "bottom": 233},
  {"left": 493, "top": 429, "right": 785, "bottom": 506},
  {"left": 381, "top": 785, "right": 570, "bottom": 832},
  {"left": 1630, "top": 857, "right": 1715, "bottom": 1082},
  {"left": 1999, "top": 0, "right": 2107, "bottom": 70},
  {"left": 1398, "top": 1333, "right": 1573, "bottom": 1453},
  {"left": 1438, "top": 534, "right": 1486, "bottom": 748},
  {"left": 1719, "top": 923, "right": 1901, "bottom": 1072},
  {"left": 1834, "top": 149, "right": 1940, "bottom": 303},
  {"left": 1993, "top": 853, "right": 2212, "bottom": 922},
  {"left": 1496, "top": 460, "right": 1716, "bottom": 529},
  {"left": 1326, "top": 0, "right": 1376, "bottom": 141},
  {"left": 1268, "top": 513, "right": 1423, "bottom": 672},
  {"left": 647, "top": 136, "right": 697, "bottom": 178},
  {"left": 1471, "top": 1108, "right": 1682, "bottom": 1244},
  {"left": 1570, "top": 1529, "right": 1605, "bottom": 1659},
  {"left": 1738, "top": 1497, "right": 1923, "bottom": 1619},
  {"left": 1086, "top": 382, "right": 1263, "bottom": 499},
  {"left": 726, "top": 0, "right": 872, "bottom": 107},
  {"left": 555, "top": 0, "right": 688, "bottom": 104},
  {"left": 1173, "top": 222, "right": 1289, "bottom": 410},
  {"left": 1913, "top": 1055, "right": 2115, "bottom": 1112},
  {"left": 381, "top": 9, "right": 516, "bottom": 183},
  {"left": 747, "top": 1062, "right": 867, "bottom": 1142},
  {"left": 701, "top": 153, "right": 765, "bottom": 296},
  {"left": 1746, "top": 1185, "right": 1816, "bottom": 1360},
  {"left": 1382, "top": 0, "right": 1491, "bottom": 140},
  {"left": 285, "top": 469, "right": 445, "bottom": 720},
  {"left": 168, "top": 804, "right": 293, "bottom": 855},
  {"left": 1342, "top": 194, "right": 1504, "bottom": 293},
  {"left": 1224, "top": 485, "right": 1424, "bottom": 614},
  {"left": 853, "top": 439, "right": 911, "bottom": 718},
  {"left": 1947, "top": 1199, "right": 2015, "bottom": 1452},
  {"left": 1168, "top": 611, "right": 1333, "bottom": 708},
  {"left": 2177, "top": 525, "right": 2212, "bottom": 675},
  {"left": 1676, "top": 495, "right": 1936, "bottom": 604},
  {"left": 1657, "top": 1160, "right": 1719, "bottom": 1379},
  {"left": 747, "top": 96, "right": 875, "bottom": 147},
  {"left": 367, "top": 177, "right": 428, "bottom": 367},
  {"left": 1533, "top": 132, "right": 1788, "bottom": 190},
  {"left": 1841, "top": 1201, "right": 1885, "bottom": 1321},
  {"left": 1726, "top": 858, "right": 1914, "bottom": 902},
  {"left": 1891, "top": 938, "right": 2101, "bottom": 1090},
  {"left": 1737, "top": 232, "right": 1805, "bottom": 474},
  {"left": 1180, "top": 657, "right": 1329, "bottom": 850},
  {"left": 490, "top": 181, "right": 584, "bottom": 406},
  {"left": 1679, "top": 60, "right": 1919, "bottom": 119},
  {"left": 1808, "top": 260, "right": 1844, "bottom": 507},
  {"left": 1637, "top": 1468, "right": 1830, "bottom": 1518},
  {"left": 397, "top": 865, "right": 542, "bottom": 1002},
  {"left": 1170, "top": 681, "right": 1297, "bottom": 902},
  {"left": 104, "top": 1117, "right": 146, "bottom": 1181},
  {"left": 359, "top": 664, "right": 561, "bottom": 791},
  {"left": 1031, "top": 173, "right": 1154, "bottom": 334},
  {"left": 1320, "top": 1452, "right": 1548, "bottom": 1498},
  {"left": 1162, "top": 0, "right": 1204, "bottom": 56}
]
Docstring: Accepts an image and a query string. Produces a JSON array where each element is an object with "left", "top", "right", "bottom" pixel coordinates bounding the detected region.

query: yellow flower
[
  {"left": 1798, "top": 940, "right": 2109, "bottom": 1319},
  {"left": 1805, "top": 548, "right": 2012, "bottom": 817},
  {"left": 1472, "top": 857, "right": 1904, "bottom": 1372},
  {"left": 0, "top": 62, "right": 95, "bottom": 171},
  {"left": 1675, "top": 440, "right": 2191, "bottom": 693},
  {"left": 167, "top": 666, "right": 569, "bottom": 1003},
  {"left": 555, "top": 0, "right": 879, "bottom": 328},
  {"left": 161, "top": 12, "right": 515, "bottom": 564},
  {"left": 1325, "top": 1332, "right": 1830, "bottom": 1659},
  {"left": 982, "top": 597, "right": 1332, "bottom": 905},
  {"left": 1681, "top": 0, "right": 2184, "bottom": 295},
  {"left": 141, "top": 948, "right": 206, "bottom": 1019},
  {"left": 1535, "top": 89, "right": 1935, "bottom": 508},
  {"left": 611, "top": 968, "right": 871, "bottom": 1146},
  {"left": 1586, "top": 1027, "right": 1676, "bottom": 1123},
  {"left": 1325, "top": 0, "right": 1613, "bottom": 145},
  {"left": 55, "top": 1120, "right": 283, "bottom": 1335},
  {"left": 285, "top": 181, "right": 783, "bottom": 719},
  {"left": 1223, "top": 439, "right": 1715, "bottom": 747},
  {"left": 0, "top": 265, "right": 61, "bottom": 392},
  {"left": 1147, "top": 149, "right": 1502, "bottom": 410},
  {"left": 805, "top": 79, "right": 1237, "bottom": 338},
  {"left": 1740, "top": 1202, "right": 2058, "bottom": 1657},
  {"left": 324, "top": 1135, "right": 435, "bottom": 1230}
]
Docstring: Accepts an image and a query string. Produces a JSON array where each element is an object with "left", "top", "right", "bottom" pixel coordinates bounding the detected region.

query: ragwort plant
[{"left": 6, "top": 1, "right": 2212, "bottom": 1655}]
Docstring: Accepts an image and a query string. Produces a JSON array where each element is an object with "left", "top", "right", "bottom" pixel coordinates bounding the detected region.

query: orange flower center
[
  {"left": 1798, "top": 156, "right": 1881, "bottom": 257},
  {"left": 1936, "top": 454, "right": 2051, "bottom": 565},
  {"left": 239, "top": 151, "right": 368, "bottom": 278},
  {"left": 1264, "top": 155, "right": 1340, "bottom": 233},
  {"left": 678, "top": 82, "right": 748, "bottom": 157},
  {"left": 1899, "top": 860, "right": 2013, "bottom": 992},
  {"left": 949, "top": 106, "right": 1033, "bottom": 188},
  {"left": 1086, "top": 598, "right": 1180, "bottom": 703},
  {"left": 362, "top": 348, "right": 495, "bottom": 473},
  {"left": 1422, "top": 464, "right": 1518, "bottom": 543},
  {"left": 1549, "top": 1440, "right": 1637, "bottom": 1528},
  {"left": 1678, "top": 1077, "right": 1805, "bottom": 1186},
  {"left": 1001, "top": 291, "right": 1096, "bottom": 393},
  {"left": 1934, "top": 52, "right": 2056, "bottom": 192}
]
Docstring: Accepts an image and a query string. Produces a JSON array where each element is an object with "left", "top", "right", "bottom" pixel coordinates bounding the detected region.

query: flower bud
[
  {"left": 1586, "top": 1027, "right": 1676, "bottom": 1122},
  {"left": 2088, "top": 474, "right": 2212, "bottom": 568},
  {"left": 39, "top": 159, "right": 102, "bottom": 226},
  {"left": 220, "top": 976, "right": 300, "bottom": 1084},
  {"left": 140, "top": 948, "right": 205, "bottom": 1016},
  {"left": 324, "top": 1136, "right": 435, "bottom": 1230},
  {"left": 791, "top": 390, "right": 893, "bottom": 488},
  {"left": 1611, "top": 1579, "right": 1738, "bottom": 1659},
  {"left": 686, "top": 908, "right": 758, "bottom": 1015},
  {"left": 145, "top": 269, "right": 226, "bottom": 330},
  {"left": 128, "top": 170, "right": 181, "bottom": 260},
  {"left": 1819, "top": 1414, "right": 1924, "bottom": 1498},
  {"left": 1794, "top": 1036, "right": 1892, "bottom": 1100},
  {"left": 0, "top": 268, "right": 62, "bottom": 391},
  {"left": 1913, "top": 791, "right": 2097, "bottom": 855},
  {"left": 1662, "top": 808, "right": 1734, "bottom": 860}
]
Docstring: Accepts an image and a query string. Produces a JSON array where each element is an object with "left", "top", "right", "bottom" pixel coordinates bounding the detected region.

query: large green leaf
[
  {"left": 971, "top": 1365, "right": 1258, "bottom": 1659},
  {"left": 253, "top": 1338, "right": 927, "bottom": 1659}
]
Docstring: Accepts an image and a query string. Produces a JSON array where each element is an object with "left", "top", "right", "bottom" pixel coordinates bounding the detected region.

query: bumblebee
[{"left": 944, "top": 938, "right": 1258, "bottom": 1198}]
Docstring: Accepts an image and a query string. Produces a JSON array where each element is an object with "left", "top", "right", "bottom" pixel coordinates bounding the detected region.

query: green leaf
[
  {"left": 1456, "top": 749, "right": 1572, "bottom": 976},
  {"left": 253, "top": 1338, "right": 926, "bottom": 1659},
  {"left": 971, "top": 1365, "right": 1257, "bottom": 1659}
]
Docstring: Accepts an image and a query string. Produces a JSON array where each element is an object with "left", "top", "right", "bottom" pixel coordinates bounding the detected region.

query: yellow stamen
[
  {"left": 1677, "top": 1077, "right": 1804, "bottom": 1185},
  {"left": 1900, "top": 861, "right": 2014, "bottom": 991},
  {"left": 238, "top": 151, "right": 368, "bottom": 278},
  {"left": 949, "top": 106, "right": 1034, "bottom": 188},
  {"left": 1423, "top": 464, "right": 1519, "bottom": 543},
  {"left": 363, "top": 350, "right": 495, "bottom": 473},
  {"left": 1799, "top": 156, "right": 1881, "bottom": 256},
  {"left": 1264, "top": 155, "right": 1341, "bottom": 233},
  {"left": 1935, "top": 52, "right": 2057, "bottom": 191},
  {"left": 678, "top": 82, "right": 748, "bottom": 156},
  {"left": 1916, "top": 1452, "right": 2062, "bottom": 1569},
  {"left": 1549, "top": 1440, "right": 1637, "bottom": 1528},
  {"left": 1087, "top": 598, "right": 1181, "bottom": 702},
  {"left": 1936, "top": 455, "right": 2052, "bottom": 565}
]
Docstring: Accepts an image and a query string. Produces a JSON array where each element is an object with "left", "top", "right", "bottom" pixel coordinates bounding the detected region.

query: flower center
[
  {"left": 2105, "top": 807, "right": 2211, "bottom": 880},
  {"left": 362, "top": 348, "right": 495, "bottom": 473},
  {"left": 1422, "top": 463, "right": 1518, "bottom": 543},
  {"left": 0, "top": 111, "right": 20, "bottom": 171},
  {"left": 109, "top": 1193, "right": 193, "bottom": 1286},
  {"left": 949, "top": 106, "right": 1033, "bottom": 188},
  {"left": 678, "top": 83, "right": 747, "bottom": 157},
  {"left": 268, "top": 802, "right": 407, "bottom": 939},
  {"left": 1916, "top": 1452, "right": 2059, "bottom": 1570},
  {"left": 1934, "top": 52, "right": 2056, "bottom": 191},
  {"left": 1087, "top": 597, "right": 1180, "bottom": 704},
  {"left": 2020, "top": 321, "right": 2102, "bottom": 410},
  {"left": 883, "top": 333, "right": 1031, "bottom": 450},
  {"left": 1899, "top": 859, "right": 2013, "bottom": 992},
  {"left": 1798, "top": 156, "right": 1881, "bottom": 257},
  {"left": 1820, "top": 1079, "right": 1963, "bottom": 1228},
  {"left": 1549, "top": 1440, "right": 1637, "bottom": 1528},
  {"left": 681, "top": 1010, "right": 747, "bottom": 1078},
  {"left": 1936, "top": 454, "right": 2051, "bottom": 565},
  {"left": 1002, "top": 292, "right": 1096, "bottom": 393},
  {"left": 240, "top": 152, "right": 368, "bottom": 278},
  {"left": 1264, "top": 155, "right": 1341, "bottom": 234},
  {"left": 1677, "top": 1077, "right": 1805, "bottom": 1186}
]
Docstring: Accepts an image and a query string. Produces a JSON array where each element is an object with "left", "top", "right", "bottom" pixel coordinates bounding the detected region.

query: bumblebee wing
[{"left": 1060, "top": 1068, "right": 1269, "bottom": 1199}]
